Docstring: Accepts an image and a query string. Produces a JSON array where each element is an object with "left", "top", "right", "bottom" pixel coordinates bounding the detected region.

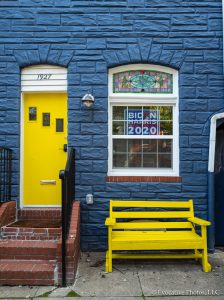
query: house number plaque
[{"left": 37, "top": 74, "right": 52, "bottom": 80}]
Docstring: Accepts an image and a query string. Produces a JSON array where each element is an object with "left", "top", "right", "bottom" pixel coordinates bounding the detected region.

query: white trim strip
[
  {"left": 208, "top": 112, "right": 224, "bottom": 172},
  {"left": 20, "top": 93, "right": 24, "bottom": 208},
  {"left": 22, "top": 86, "right": 67, "bottom": 92},
  {"left": 22, "top": 80, "right": 67, "bottom": 86}
]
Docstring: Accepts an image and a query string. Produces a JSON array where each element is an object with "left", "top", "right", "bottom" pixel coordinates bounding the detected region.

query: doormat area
[{"left": 8, "top": 219, "right": 61, "bottom": 228}]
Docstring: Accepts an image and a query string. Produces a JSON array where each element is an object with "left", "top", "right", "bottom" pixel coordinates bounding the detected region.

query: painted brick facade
[{"left": 0, "top": 0, "right": 223, "bottom": 250}]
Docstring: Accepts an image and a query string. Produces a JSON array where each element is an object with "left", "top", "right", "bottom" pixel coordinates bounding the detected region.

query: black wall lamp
[{"left": 82, "top": 93, "right": 95, "bottom": 108}]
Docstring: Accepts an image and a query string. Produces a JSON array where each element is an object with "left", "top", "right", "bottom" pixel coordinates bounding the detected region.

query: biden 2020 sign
[{"left": 126, "top": 109, "right": 160, "bottom": 135}]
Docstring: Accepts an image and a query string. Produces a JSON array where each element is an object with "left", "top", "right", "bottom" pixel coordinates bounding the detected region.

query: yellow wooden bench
[{"left": 105, "top": 199, "right": 211, "bottom": 273}]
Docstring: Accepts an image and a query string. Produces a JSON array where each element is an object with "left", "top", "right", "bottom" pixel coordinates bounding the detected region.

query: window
[
  {"left": 108, "top": 64, "right": 179, "bottom": 176},
  {"left": 29, "top": 107, "right": 37, "bottom": 121}
]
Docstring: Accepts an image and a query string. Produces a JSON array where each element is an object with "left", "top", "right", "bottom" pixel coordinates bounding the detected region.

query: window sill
[{"left": 106, "top": 176, "right": 182, "bottom": 183}]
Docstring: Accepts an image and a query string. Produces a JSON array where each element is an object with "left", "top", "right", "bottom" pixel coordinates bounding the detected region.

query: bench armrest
[
  {"left": 188, "top": 217, "right": 211, "bottom": 226},
  {"left": 105, "top": 218, "right": 116, "bottom": 226}
]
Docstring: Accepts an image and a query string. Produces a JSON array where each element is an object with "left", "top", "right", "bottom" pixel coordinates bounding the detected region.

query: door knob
[{"left": 59, "top": 144, "right": 67, "bottom": 152}]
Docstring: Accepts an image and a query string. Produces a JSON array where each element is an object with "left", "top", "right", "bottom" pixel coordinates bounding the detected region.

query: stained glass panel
[{"left": 113, "top": 70, "right": 173, "bottom": 94}]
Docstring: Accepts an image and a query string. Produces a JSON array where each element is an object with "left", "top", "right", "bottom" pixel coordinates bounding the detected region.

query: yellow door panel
[{"left": 23, "top": 93, "right": 67, "bottom": 206}]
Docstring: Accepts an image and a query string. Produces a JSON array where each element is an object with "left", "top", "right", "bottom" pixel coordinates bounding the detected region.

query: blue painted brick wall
[{"left": 0, "top": 0, "right": 223, "bottom": 250}]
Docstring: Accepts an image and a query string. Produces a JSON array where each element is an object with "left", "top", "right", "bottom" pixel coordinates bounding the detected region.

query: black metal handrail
[
  {"left": 0, "top": 147, "right": 12, "bottom": 203},
  {"left": 59, "top": 147, "right": 75, "bottom": 287}
]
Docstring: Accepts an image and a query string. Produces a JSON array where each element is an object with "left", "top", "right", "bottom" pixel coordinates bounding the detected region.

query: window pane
[
  {"left": 158, "top": 139, "right": 172, "bottom": 153},
  {"left": 127, "top": 106, "right": 143, "bottom": 115},
  {"left": 143, "top": 140, "right": 157, "bottom": 153},
  {"left": 143, "top": 106, "right": 158, "bottom": 121},
  {"left": 143, "top": 106, "right": 157, "bottom": 116},
  {"left": 56, "top": 119, "right": 64, "bottom": 132},
  {"left": 159, "top": 106, "right": 173, "bottom": 120},
  {"left": 113, "top": 154, "right": 127, "bottom": 167},
  {"left": 158, "top": 154, "right": 172, "bottom": 168},
  {"left": 29, "top": 107, "right": 37, "bottom": 121},
  {"left": 128, "top": 154, "right": 142, "bottom": 167},
  {"left": 42, "top": 113, "right": 50, "bottom": 126},
  {"left": 160, "top": 121, "right": 173, "bottom": 135},
  {"left": 127, "top": 122, "right": 142, "bottom": 135},
  {"left": 113, "top": 106, "right": 126, "bottom": 120},
  {"left": 113, "top": 139, "right": 127, "bottom": 153},
  {"left": 143, "top": 154, "right": 157, "bottom": 167},
  {"left": 128, "top": 140, "right": 143, "bottom": 167},
  {"left": 128, "top": 139, "right": 142, "bottom": 154},
  {"left": 142, "top": 121, "right": 159, "bottom": 135},
  {"left": 113, "top": 121, "right": 125, "bottom": 135}
]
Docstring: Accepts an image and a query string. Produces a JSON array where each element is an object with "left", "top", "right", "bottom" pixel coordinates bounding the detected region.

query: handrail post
[
  {"left": 59, "top": 170, "right": 66, "bottom": 287},
  {"left": 59, "top": 148, "right": 75, "bottom": 287}
]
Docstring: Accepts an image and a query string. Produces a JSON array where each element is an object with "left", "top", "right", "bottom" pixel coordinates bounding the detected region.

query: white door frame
[
  {"left": 208, "top": 113, "right": 224, "bottom": 251},
  {"left": 20, "top": 65, "right": 67, "bottom": 208}
]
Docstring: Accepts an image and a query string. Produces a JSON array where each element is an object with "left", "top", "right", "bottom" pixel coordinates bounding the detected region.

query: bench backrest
[{"left": 109, "top": 199, "right": 194, "bottom": 221}]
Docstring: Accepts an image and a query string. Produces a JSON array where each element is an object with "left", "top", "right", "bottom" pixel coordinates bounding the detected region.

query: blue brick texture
[{"left": 0, "top": 0, "right": 223, "bottom": 251}]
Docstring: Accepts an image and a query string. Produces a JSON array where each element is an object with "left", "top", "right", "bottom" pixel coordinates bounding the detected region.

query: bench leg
[
  {"left": 106, "top": 250, "right": 112, "bottom": 272},
  {"left": 201, "top": 226, "right": 211, "bottom": 272},
  {"left": 194, "top": 249, "right": 199, "bottom": 261},
  {"left": 201, "top": 249, "right": 211, "bottom": 272},
  {"left": 106, "top": 227, "right": 113, "bottom": 272},
  {"left": 106, "top": 251, "right": 109, "bottom": 272}
]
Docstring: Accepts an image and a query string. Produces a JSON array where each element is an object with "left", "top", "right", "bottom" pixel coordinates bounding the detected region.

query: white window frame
[{"left": 108, "top": 64, "right": 179, "bottom": 177}]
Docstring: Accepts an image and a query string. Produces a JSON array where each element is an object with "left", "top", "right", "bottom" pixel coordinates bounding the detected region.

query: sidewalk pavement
[{"left": 0, "top": 250, "right": 224, "bottom": 299}]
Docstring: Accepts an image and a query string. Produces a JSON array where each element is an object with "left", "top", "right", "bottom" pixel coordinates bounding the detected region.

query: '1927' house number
[{"left": 37, "top": 74, "right": 52, "bottom": 80}]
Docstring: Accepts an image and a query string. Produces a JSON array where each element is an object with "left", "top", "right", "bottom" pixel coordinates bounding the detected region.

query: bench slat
[
  {"left": 111, "top": 200, "right": 192, "bottom": 209},
  {"left": 111, "top": 211, "right": 193, "bottom": 219},
  {"left": 112, "top": 231, "right": 200, "bottom": 240},
  {"left": 111, "top": 231, "right": 204, "bottom": 250},
  {"left": 112, "top": 253, "right": 202, "bottom": 259},
  {"left": 112, "top": 241, "right": 203, "bottom": 251},
  {"left": 112, "top": 222, "right": 193, "bottom": 229}
]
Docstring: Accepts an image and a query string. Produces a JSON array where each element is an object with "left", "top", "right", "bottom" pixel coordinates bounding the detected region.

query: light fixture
[
  {"left": 86, "top": 194, "right": 94, "bottom": 205},
  {"left": 82, "top": 93, "right": 95, "bottom": 108}
]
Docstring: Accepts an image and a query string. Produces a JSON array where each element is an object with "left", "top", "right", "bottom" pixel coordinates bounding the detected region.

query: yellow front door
[{"left": 23, "top": 93, "right": 67, "bottom": 206}]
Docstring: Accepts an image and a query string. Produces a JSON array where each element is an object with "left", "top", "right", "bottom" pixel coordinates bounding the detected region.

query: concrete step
[
  {"left": 0, "top": 240, "right": 57, "bottom": 260},
  {"left": 0, "top": 259, "right": 57, "bottom": 286}
]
